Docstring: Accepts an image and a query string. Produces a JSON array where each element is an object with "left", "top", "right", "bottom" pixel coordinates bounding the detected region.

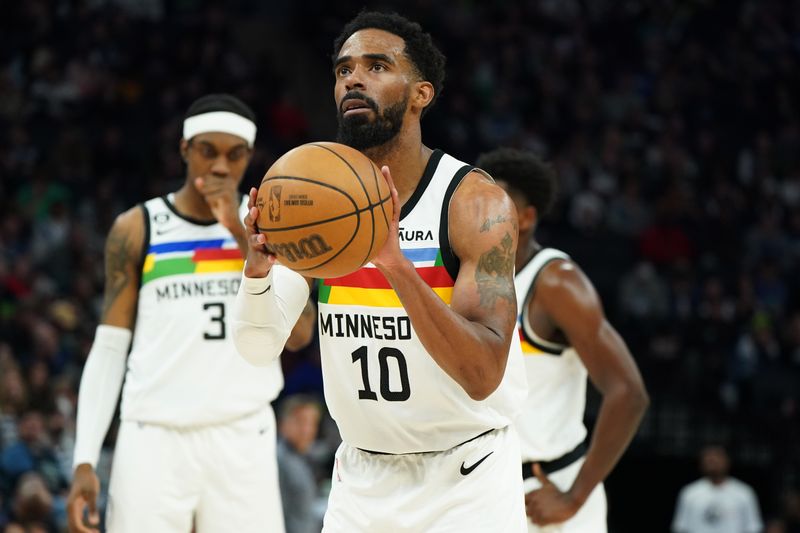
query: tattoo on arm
[
  {"left": 475, "top": 232, "right": 516, "bottom": 308},
  {"left": 479, "top": 215, "right": 517, "bottom": 233},
  {"left": 101, "top": 228, "right": 132, "bottom": 318}
]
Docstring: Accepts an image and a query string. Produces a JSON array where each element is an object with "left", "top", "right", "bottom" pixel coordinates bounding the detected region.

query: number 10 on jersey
[{"left": 351, "top": 346, "right": 410, "bottom": 401}]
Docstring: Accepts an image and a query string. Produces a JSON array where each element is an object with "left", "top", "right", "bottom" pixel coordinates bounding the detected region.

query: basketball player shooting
[
  {"left": 477, "top": 148, "right": 650, "bottom": 532},
  {"left": 66, "top": 94, "right": 310, "bottom": 533},
  {"left": 233, "top": 11, "right": 531, "bottom": 532}
]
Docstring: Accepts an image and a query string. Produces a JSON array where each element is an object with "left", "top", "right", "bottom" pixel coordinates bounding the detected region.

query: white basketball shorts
[
  {"left": 323, "top": 424, "right": 526, "bottom": 533},
  {"left": 106, "top": 404, "right": 284, "bottom": 533}
]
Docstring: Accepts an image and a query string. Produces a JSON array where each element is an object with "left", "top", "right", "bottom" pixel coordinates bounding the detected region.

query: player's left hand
[
  {"left": 525, "top": 463, "right": 582, "bottom": 526},
  {"left": 370, "top": 166, "right": 407, "bottom": 271},
  {"left": 195, "top": 176, "right": 241, "bottom": 231}
]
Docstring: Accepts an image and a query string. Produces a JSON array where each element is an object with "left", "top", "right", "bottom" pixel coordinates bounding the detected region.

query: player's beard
[{"left": 336, "top": 92, "right": 408, "bottom": 150}]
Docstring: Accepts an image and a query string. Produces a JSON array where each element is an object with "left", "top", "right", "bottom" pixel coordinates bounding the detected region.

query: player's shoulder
[
  {"left": 451, "top": 169, "right": 516, "bottom": 217},
  {"left": 536, "top": 254, "right": 589, "bottom": 295},
  {"left": 106, "top": 204, "right": 146, "bottom": 252}
]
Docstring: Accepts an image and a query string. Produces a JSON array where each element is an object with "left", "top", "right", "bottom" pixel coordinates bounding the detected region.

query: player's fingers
[
  {"left": 68, "top": 497, "right": 96, "bottom": 533},
  {"left": 533, "top": 463, "right": 550, "bottom": 485},
  {"left": 194, "top": 177, "right": 204, "bottom": 191},
  {"left": 248, "top": 187, "right": 258, "bottom": 209},
  {"left": 250, "top": 232, "right": 267, "bottom": 248}
]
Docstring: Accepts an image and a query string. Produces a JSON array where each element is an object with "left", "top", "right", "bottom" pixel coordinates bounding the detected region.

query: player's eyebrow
[{"left": 334, "top": 53, "right": 395, "bottom": 68}]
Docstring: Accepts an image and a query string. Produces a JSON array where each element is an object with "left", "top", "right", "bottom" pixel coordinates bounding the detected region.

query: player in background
[
  {"left": 66, "top": 94, "right": 311, "bottom": 533},
  {"left": 232, "top": 11, "right": 529, "bottom": 532},
  {"left": 476, "top": 148, "right": 649, "bottom": 532}
]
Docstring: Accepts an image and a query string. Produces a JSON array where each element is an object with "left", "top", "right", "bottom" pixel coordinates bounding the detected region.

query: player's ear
[
  {"left": 519, "top": 205, "right": 537, "bottom": 232},
  {"left": 180, "top": 139, "right": 189, "bottom": 162},
  {"left": 412, "top": 81, "right": 434, "bottom": 112}
]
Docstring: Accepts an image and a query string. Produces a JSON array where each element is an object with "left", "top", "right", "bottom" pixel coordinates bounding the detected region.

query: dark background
[{"left": 1, "top": 1, "right": 799, "bottom": 531}]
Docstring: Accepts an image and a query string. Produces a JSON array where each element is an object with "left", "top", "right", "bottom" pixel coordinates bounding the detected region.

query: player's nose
[
  {"left": 210, "top": 155, "right": 230, "bottom": 176},
  {"left": 344, "top": 66, "right": 366, "bottom": 92}
]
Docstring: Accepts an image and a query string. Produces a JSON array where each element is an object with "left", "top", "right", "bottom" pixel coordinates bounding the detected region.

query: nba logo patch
[{"left": 269, "top": 185, "right": 282, "bottom": 222}]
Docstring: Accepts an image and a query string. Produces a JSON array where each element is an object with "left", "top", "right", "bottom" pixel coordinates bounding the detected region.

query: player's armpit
[{"left": 100, "top": 207, "right": 145, "bottom": 329}]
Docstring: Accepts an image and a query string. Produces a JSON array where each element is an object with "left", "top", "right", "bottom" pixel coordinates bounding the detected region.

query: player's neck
[
  {"left": 173, "top": 183, "right": 215, "bottom": 222},
  {"left": 516, "top": 236, "right": 541, "bottom": 272},
  {"left": 363, "top": 127, "right": 430, "bottom": 206}
]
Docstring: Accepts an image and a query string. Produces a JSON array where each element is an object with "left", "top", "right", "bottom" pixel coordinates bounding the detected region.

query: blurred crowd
[{"left": 1, "top": 0, "right": 799, "bottom": 531}]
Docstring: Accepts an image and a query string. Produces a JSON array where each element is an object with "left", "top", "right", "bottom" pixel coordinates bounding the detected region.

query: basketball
[{"left": 255, "top": 142, "right": 393, "bottom": 278}]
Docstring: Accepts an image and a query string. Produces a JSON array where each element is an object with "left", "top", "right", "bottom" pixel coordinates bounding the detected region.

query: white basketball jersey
[
  {"left": 120, "top": 193, "right": 283, "bottom": 426},
  {"left": 514, "top": 248, "right": 588, "bottom": 462},
  {"left": 317, "top": 150, "right": 528, "bottom": 454}
]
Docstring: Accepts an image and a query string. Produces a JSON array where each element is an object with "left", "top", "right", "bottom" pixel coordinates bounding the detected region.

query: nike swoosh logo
[
  {"left": 155, "top": 227, "right": 178, "bottom": 235},
  {"left": 460, "top": 451, "right": 493, "bottom": 475}
]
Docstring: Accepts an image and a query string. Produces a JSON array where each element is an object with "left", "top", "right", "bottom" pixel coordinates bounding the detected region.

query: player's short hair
[
  {"left": 476, "top": 148, "right": 557, "bottom": 218},
  {"left": 184, "top": 93, "right": 256, "bottom": 121},
  {"left": 332, "top": 11, "right": 446, "bottom": 116}
]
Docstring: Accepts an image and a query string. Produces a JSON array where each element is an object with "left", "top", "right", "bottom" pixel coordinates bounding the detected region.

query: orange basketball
[{"left": 256, "top": 142, "right": 393, "bottom": 278}]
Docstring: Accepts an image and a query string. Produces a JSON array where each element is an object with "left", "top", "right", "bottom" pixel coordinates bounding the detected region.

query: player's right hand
[
  {"left": 67, "top": 464, "right": 101, "bottom": 533},
  {"left": 243, "top": 187, "right": 277, "bottom": 278}
]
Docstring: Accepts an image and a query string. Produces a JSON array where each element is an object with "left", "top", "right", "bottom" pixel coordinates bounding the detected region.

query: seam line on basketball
[{"left": 309, "top": 143, "right": 377, "bottom": 267}]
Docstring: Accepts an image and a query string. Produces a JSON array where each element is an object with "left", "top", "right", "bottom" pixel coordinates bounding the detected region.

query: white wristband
[
  {"left": 73, "top": 325, "right": 131, "bottom": 470},
  {"left": 232, "top": 265, "right": 309, "bottom": 366}
]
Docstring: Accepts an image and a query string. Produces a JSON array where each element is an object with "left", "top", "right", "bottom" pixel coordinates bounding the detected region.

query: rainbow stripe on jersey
[
  {"left": 518, "top": 327, "right": 546, "bottom": 356},
  {"left": 142, "top": 238, "right": 243, "bottom": 285},
  {"left": 318, "top": 247, "right": 454, "bottom": 308}
]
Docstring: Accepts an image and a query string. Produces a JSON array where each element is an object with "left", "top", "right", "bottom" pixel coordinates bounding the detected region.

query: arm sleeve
[
  {"left": 73, "top": 325, "right": 131, "bottom": 469},
  {"left": 232, "top": 264, "right": 310, "bottom": 366}
]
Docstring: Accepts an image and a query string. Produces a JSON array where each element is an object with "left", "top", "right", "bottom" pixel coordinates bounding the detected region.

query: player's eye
[
  {"left": 228, "top": 147, "right": 248, "bottom": 162},
  {"left": 198, "top": 145, "right": 216, "bottom": 159},
  {"left": 371, "top": 63, "right": 386, "bottom": 72},
  {"left": 337, "top": 66, "right": 351, "bottom": 76}
]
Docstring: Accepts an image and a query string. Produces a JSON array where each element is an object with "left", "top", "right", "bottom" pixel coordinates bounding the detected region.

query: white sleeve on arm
[
  {"left": 232, "top": 264, "right": 310, "bottom": 366},
  {"left": 73, "top": 324, "right": 131, "bottom": 470}
]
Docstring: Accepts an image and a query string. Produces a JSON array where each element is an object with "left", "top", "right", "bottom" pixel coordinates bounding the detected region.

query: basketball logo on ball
[
  {"left": 256, "top": 142, "right": 393, "bottom": 279},
  {"left": 268, "top": 185, "right": 282, "bottom": 222}
]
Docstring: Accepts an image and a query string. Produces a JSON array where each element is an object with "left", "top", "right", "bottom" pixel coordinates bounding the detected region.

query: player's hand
[
  {"left": 243, "top": 187, "right": 277, "bottom": 278},
  {"left": 370, "top": 166, "right": 407, "bottom": 272},
  {"left": 67, "top": 464, "right": 101, "bottom": 533},
  {"left": 195, "top": 176, "right": 241, "bottom": 232},
  {"left": 525, "top": 463, "right": 582, "bottom": 526}
]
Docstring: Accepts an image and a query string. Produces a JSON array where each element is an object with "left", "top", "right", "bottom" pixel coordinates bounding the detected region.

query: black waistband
[
  {"left": 522, "top": 441, "right": 587, "bottom": 479},
  {"left": 357, "top": 427, "right": 497, "bottom": 456}
]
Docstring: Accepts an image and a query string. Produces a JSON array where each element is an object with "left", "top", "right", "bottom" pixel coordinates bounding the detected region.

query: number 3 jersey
[
  {"left": 120, "top": 193, "right": 284, "bottom": 426},
  {"left": 317, "top": 150, "right": 528, "bottom": 454}
]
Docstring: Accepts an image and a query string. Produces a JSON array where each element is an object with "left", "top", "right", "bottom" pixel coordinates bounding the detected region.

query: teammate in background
[
  {"left": 476, "top": 148, "right": 649, "bottom": 532},
  {"left": 672, "top": 445, "right": 763, "bottom": 533},
  {"left": 233, "top": 11, "right": 529, "bottom": 532},
  {"left": 66, "top": 94, "right": 311, "bottom": 533}
]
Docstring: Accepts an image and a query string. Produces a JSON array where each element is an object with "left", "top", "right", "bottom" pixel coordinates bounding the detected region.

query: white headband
[{"left": 183, "top": 111, "right": 257, "bottom": 147}]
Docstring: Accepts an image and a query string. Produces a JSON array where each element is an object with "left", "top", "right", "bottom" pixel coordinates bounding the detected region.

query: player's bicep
[
  {"left": 100, "top": 208, "right": 144, "bottom": 329},
  {"left": 448, "top": 176, "right": 518, "bottom": 338}
]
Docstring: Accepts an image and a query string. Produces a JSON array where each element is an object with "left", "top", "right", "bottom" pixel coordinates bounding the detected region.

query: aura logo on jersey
[
  {"left": 398, "top": 228, "right": 434, "bottom": 242},
  {"left": 268, "top": 185, "right": 282, "bottom": 222},
  {"left": 266, "top": 234, "right": 333, "bottom": 263}
]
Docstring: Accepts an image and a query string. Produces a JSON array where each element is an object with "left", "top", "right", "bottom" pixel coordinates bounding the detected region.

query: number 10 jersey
[
  {"left": 120, "top": 194, "right": 284, "bottom": 427},
  {"left": 317, "top": 150, "right": 528, "bottom": 454}
]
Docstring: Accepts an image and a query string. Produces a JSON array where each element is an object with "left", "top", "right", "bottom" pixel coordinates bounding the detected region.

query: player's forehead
[
  {"left": 337, "top": 28, "right": 407, "bottom": 64},
  {"left": 190, "top": 131, "right": 249, "bottom": 150}
]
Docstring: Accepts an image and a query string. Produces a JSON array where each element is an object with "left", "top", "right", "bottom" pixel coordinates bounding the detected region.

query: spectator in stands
[{"left": 673, "top": 445, "right": 763, "bottom": 533}]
